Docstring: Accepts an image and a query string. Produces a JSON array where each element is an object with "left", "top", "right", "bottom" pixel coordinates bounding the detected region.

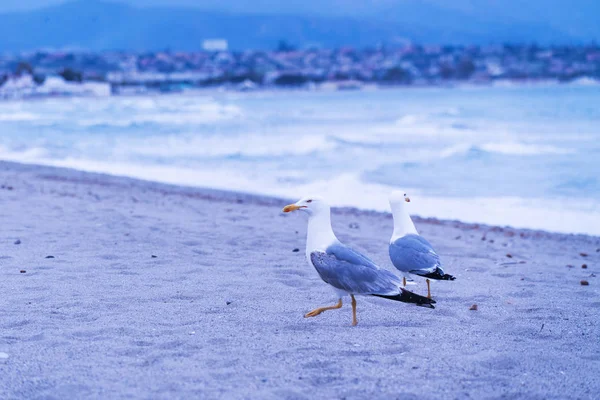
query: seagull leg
[
  {"left": 403, "top": 277, "right": 406, "bottom": 287},
  {"left": 304, "top": 299, "right": 342, "bottom": 318},
  {"left": 351, "top": 295, "right": 358, "bottom": 326},
  {"left": 426, "top": 279, "right": 431, "bottom": 299}
]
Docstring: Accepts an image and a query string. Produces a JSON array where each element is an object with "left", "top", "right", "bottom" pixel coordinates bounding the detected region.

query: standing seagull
[
  {"left": 388, "top": 190, "right": 455, "bottom": 298},
  {"left": 283, "top": 196, "right": 435, "bottom": 326}
]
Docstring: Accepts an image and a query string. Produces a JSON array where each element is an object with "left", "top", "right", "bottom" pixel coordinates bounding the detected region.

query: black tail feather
[
  {"left": 374, "top": 288, "right": 436, "bottom": 309},
  {"left": 415, "top": 267, "right": 456, "bottom": 281}
]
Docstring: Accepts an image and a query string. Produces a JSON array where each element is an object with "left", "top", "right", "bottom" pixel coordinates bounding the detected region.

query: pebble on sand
[
  {"left": 580, "top": 280, "right": 589, "bottom": 286},
  {"left": 45, "top": 255, "right": 55, "bottom": 259},
  {"left": 506, "top": 254, "right": 513, "bottom": 258},
  {"left": 14, "top": 239, "right": 21, "bottom": 245},
  {"left": 292, "top": 248, "right": 300, "bottom": 252},
  {"left": 580, "top": 252, "right": 588, "bottom": 257},
  {"left": 582, "top": 264, "right": 588, "bottom": 269},
  {"left": 20, "top": 270, "right": 26, "bottom": 273},
  {"left": 469, "top": 304, "right": 478, "bottom": 311},
  {"left": 151, "top": 255, "right": 157, "bottom": 258}
]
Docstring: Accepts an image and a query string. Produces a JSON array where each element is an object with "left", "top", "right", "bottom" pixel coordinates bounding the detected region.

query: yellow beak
[
  {"left": 283, "top": 204, "right": 302, "bottom": 213},
  {"left": 405, "top": 197, "right": 411, "bottom": 203}
]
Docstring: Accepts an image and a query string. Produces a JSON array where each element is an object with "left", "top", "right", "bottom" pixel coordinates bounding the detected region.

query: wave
[
  {"left": 0, "top": 112, "right": 40, "bottom": 122},
  {"left": 78, "top": 106, "right": 242, "bottom": 127},
  {"left": 118, "top": 133, "right": 336, "bottom": 158},
  {"left": 439, "top": 142, "right": 574, "bottom": 158},
  {"left": 0, "top": 145, "right": 49, "bottom": 161},
  {"left": 394, "top": 108, "right": 461, "bottom": 126},
  {"left": 479, "top": 142, "right": 574, "bottom": 156},
  {"left": 3, "top": 152, "right": 598, "bottom": 234}
]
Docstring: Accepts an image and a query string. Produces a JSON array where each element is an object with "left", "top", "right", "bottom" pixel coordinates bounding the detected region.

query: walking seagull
[
  {"left": 283, "top": 196, "right": 435, "bottom": 326},
  {"left": 388, "top": 190, "right": 455, "bottom": 298}
]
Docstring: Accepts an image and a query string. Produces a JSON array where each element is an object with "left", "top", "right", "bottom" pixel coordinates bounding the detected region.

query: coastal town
[{"left": 1, "top": 42, "right": 599, "bottom": 98}]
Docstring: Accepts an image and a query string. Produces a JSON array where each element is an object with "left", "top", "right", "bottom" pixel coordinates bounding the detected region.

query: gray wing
[
  {"left": 389, "top": 234, "right": 442, "bottom": 275},
  {"left": 309, "top": 243, "right": 402, "bottom": 296}
]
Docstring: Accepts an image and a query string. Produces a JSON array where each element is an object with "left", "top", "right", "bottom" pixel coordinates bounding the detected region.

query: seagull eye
[
  {"left": 403, "top": 193, "right": 406, "bottom": 196},
  {"left": 306, "top": 199, "right": 312, "bottom": 203}
]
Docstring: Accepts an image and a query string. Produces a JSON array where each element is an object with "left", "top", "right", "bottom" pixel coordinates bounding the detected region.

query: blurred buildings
[{"left": 1, "top": 44, "right": 599, "bottom": 98}]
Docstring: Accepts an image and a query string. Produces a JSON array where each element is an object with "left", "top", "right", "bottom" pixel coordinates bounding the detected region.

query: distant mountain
[{"left": 0, "top": 0, "right": 594, "bottom": 52}]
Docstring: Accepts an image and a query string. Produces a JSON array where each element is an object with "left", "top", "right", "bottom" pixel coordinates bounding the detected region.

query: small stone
[
  {"left": 14, "top": 239, "right": 21, "bottom": 245},
  {"left": 580, "top": 253, "right": 588, "bottom": 257},
  {"left": 469, "top": 304, "right": 478, "bottom": 311},
  {"left": 582, "top": 264, "right": 588, "bottom": 269},
  {"left": 489, "top": 239, "right": 495, "bottom": 243},
  {"left": 506, "top": 254, "right": 513, "bottom": 258},
  {"left": 348, "top": 222, "right": 360, "bottom": 229},
  {"left": 566, "top": 264, "right": 574, "bottom": 268},
  {"left": 20, "top": 270, "right": 26, "bottom": 273},
  {"left": 151, "top": 255, "right": 157, "bottom": 258},
  {"left": 455, "top": 236, "right": 461, "bottom": 240},
  {"left": 580, "top": 280, "right": 589, "bottom": 286},
  {"left": 292, "top": 248, "right": 300, "bottom": 252},
  {"left": 45, "top": 255, "right": 54, "bottom": 259},
  {"left": 226, "top": 301, "right": 232, "bottom": 305}
]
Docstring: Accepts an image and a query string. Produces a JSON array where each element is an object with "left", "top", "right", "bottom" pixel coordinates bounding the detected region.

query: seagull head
[
  {"left": 389, "top": 190, "right": 411, "bottom": 206},
  {"left": 282, "top": 195, "right": 329, "bottom": 217}
]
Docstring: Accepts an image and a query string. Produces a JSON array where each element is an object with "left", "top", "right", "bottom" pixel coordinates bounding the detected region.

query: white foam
[
  {"left": 480, "top": 142, "right": 574, "bottom": 156},
  {"left": 0, "top": 112, "right": 39, "bottom": 121},
  {"left": 267, "top": 173, "right": 600, "bottom": 236},
  {"left": 117, "top": 133, "right": 335, "bottom": 158},
  {"left": 0, "top": 145, "right": 49, "bottom": 161}
]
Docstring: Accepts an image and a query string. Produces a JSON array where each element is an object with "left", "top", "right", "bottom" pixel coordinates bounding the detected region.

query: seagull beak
[
  {"left": 405, "top": 197, "right": 411, "bottom": 203},
  {"left": 283, "top": 204, "right": 302, "bottom": 213}
]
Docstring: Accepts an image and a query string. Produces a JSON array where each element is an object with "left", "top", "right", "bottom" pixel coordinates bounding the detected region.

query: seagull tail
[
  {"left": 415, "top": 267, "right": 456, "bottom": 281},
  {"left": 373, "top": 288, "right": 436, "bottom": 309}
]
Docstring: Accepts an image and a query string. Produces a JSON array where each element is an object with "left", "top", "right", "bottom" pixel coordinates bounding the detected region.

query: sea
[{"left": 1, "top": 84, "right": 599, "bottom": 235}]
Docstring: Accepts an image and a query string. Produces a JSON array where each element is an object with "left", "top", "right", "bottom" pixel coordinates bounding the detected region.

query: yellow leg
[
  {"left": 351, "top": 295, "right": 358, "bottom": 326},
  {"left": 305, "top": 299, "right": 342, "bottom": 318},
  {"left": 403, "top": 277, "right": 406, "bottom": 287},
  {"left": 426, "top": 279, "right": 431, "bottom": 299}
]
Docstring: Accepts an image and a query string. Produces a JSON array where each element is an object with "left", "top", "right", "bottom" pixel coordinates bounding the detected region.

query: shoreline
[
  {"left": 1, "top": 77, "right": 599, "bottom": 103},
  {"left": 1, "top": 159, "right": 599, "bottom": 398},
  {"left": 2, "top": 159, "right": 599, "bottom": 240}
]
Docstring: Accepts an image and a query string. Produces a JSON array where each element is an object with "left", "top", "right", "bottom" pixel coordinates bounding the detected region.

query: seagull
[
  {"left": 388, "top": 190, "right": 455, "bottom": 299},
  {"left": 283, "top": 196, "right": 435, "bottom": 326}
]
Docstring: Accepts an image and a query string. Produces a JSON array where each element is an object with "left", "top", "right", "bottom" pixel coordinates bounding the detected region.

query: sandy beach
[{"left": 1, "top": 160, "right": 599, "bottom": 399}]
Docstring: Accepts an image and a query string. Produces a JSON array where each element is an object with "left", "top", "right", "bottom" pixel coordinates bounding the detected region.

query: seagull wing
[
  {"left": 389, "top": 234, "right": 443, "bottom": 275},
  {"left": 310, "top": 243, "right": 402, "bottom": 296}
]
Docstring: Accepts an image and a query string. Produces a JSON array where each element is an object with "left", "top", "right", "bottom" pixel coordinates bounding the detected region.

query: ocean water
[{"left": 1, "top": 85, "right": 599, "bottom": 235}]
